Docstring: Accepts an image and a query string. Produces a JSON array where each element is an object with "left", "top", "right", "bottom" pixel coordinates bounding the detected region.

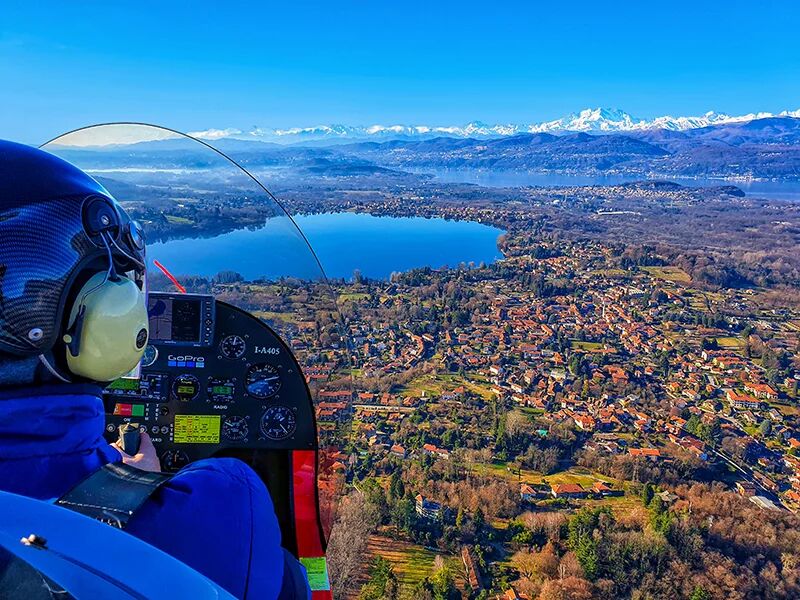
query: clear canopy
[{"left": 42, "top": 123, "right": 350, "bottom": 539}]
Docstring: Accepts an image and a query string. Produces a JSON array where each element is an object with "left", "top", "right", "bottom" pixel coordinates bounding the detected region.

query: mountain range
[
  {"left": 190, "top": 107, "right": 800, "bottom": 144},
  {"left": 58, "top": 113, "right": 800, "bottom": 181},
  {"left": 333, "top": 117, "right": 800, "bottom": 180}
]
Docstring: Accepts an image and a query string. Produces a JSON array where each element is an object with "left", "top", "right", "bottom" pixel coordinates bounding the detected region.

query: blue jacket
[{"left": 0, "top": 384, "right": 310, "bottom": 599}]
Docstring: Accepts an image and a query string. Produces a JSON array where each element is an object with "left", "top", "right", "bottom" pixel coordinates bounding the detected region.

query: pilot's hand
[{"left": 113, "top": 432, "right": 162, "bottom": 473}]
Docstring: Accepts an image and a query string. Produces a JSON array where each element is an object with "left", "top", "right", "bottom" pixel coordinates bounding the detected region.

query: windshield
[{"left": 42, "top": 123, "right": 350, "bottom": 545}]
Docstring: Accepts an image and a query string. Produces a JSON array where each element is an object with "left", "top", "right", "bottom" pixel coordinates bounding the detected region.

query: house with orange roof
[
  {"left": 573, "top": 414, "right": 596, "bottom": 431},
  {"left": 726, "top": 390, "right": 762, "bottom": 410},
  {"left": 550, "top": 483, "right": 586, "bottom": 499},
  {"left": 629, "top": 447, "right": 662, "bottom": 459}
]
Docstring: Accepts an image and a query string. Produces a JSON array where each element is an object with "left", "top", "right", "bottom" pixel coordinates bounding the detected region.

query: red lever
[{"left": 153, "top": 260, "right": 186, "bottom": 294}]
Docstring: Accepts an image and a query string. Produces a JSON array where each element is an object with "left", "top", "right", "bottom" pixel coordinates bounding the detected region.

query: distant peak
[{"left": 189, "top": 107, "right": 800, "bottom": 143}]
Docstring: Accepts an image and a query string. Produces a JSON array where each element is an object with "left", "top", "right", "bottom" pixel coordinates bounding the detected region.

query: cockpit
[{"left": 0, "top": 124, "right": 352, "bottom": 599}]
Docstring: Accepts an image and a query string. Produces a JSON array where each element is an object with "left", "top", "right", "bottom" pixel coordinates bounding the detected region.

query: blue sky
[{"left": 1, "top": 0, "right": 798, "bottom": 143}]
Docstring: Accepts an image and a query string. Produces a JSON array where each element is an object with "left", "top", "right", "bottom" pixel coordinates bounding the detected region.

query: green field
[
  {"left": 338, "top": 292, "right": 370, "bottom": 303},
  {"left": 581, "top": 492, "right": 639, "bottom": 515},
  {"left": 471, "top": 461, "right": 619, "bottom": 489},
  {"left": 769, "top": 400, "right": 800, "bottom": 417},
  {"left": 252, "top": 310, "right": 294, "bottom": 324},
  {"left": 641, "top": 266, "right": 691, "bottom": 283},
  {"left": 716, "top": 336, "right": 745, "bottom": 349},
  {"left": 571, "top": 340, "right": 605, "bottom": 351},
  {"left": 402, "top": 372, "right": 494, "bottom": 401},
  {"left": 366, "top": 534, "right": 464, "bottom": 591}
]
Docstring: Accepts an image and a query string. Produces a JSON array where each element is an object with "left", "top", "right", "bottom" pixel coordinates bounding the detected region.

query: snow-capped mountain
[
  {"left": 266, "top": 121, "right": 522, "bottom": 139},
  {"left": 527, "top": 108, "right": 642, "bottom": 132},
  {"left": 192, "top": 108, "right": 800, "bottom": 143}
]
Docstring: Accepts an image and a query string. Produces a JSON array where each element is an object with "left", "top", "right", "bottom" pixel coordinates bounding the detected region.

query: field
[
  {"left": 769, "top": 400, "right": 800, "bottom": 417},
  {"left": 641, "top": 265, "right": 691, "bottom": 283},
  {"left": 471, "top": 462, "right": 620, "bottom": 490},
  {"left": 338, "top": 292, "right": 370, "bottom": 303},
  {"left": 362, "top": 534, "right": 465, "bottom": 593},
  {"left": 571, "top": 340, "right": 605, "bottom": 351},
  {"left": 716, "top": 336, "right": 745, "bottom": 350},
  {"left": 401, "top": 372, "right": 494, "bottom": 401}
]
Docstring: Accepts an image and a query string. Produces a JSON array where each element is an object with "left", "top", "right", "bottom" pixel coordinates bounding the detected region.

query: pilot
[{"left": 0, "top": 140, "right": 311, "bottom": 599}]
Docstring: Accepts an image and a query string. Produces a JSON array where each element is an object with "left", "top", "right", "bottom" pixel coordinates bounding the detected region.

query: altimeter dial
[{"left": 260, "top": 405, "right": 296, "bottom": 441}]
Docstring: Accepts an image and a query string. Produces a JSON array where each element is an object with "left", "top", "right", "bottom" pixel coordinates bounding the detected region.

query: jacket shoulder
[{"left": 126, "top": 457, "right": 285, "bottom": 599}]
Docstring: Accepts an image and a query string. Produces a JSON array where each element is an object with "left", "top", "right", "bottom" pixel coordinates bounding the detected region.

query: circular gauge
[
  {"left": 172, "top": 374, "right": 200, "bottom": 402},
  {"left": 245, "top": 363, "right": 282, "bottom": 399},
  {"left": 141, "top": 345, "right": 158, "bottom": 368},
  {"left": 161, "top": 450, "right": 190, "bottom": 472},
  {"left": 220, "top": 335, "right": 246, "bottom": 360},
  {"left": 222, "top": 415, "right": 249, "bottom": 441},
  {"left": 260, "top": 405, "right": 296, "bottom": 440},
  {"left": 207, "top": 377, "right": 236, "bottom": 403}
]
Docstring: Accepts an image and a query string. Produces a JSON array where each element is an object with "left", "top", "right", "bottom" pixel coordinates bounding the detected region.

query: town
[
  {"left": 150, "top": 175, "right": 800, "bottom": 599},
  {"left": 201, "top": 194, "right": 797, "bottom": 599}
]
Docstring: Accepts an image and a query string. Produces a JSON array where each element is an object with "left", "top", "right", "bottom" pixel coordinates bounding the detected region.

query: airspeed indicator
[{"left": 245, "top": 363, "right": 281, "bottom": 399}]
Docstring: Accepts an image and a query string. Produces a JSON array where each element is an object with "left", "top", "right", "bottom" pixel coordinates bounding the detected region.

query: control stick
[{"left": 117, "top": 423, "right": 141, "bottom": 455}]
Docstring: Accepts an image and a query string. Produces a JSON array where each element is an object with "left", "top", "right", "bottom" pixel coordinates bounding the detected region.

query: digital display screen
[
  {"left": 148, "top": 297, "right": 202, "bottom": 343},
  {"left": 177, "top": 385, "right": 196, "bottom": 395},
  {"left": 108, "top": 378, "right": 139, "bottom": 391},
  {"left": 212, "top": 385, "right": 233, "bottom": 395},
  {"left": 173, "top": 415, "right": 220, "bottom": 444}
]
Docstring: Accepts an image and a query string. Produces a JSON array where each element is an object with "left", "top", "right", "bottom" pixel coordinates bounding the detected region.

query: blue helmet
[{"left": 0, "top": 140, "right": 145, "bottom": 358}]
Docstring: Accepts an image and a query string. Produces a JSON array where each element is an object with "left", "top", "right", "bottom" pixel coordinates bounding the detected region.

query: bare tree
[{"left": 327, "top": 491, "right": 380, "bottom": 598}]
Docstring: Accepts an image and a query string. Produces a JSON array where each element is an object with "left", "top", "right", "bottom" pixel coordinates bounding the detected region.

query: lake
[
  {"left": 148, "top": 212, "right": 505, "bottom": 281},
  {"left": 424, "top": 169, "right": 800, "bottom": 202}
]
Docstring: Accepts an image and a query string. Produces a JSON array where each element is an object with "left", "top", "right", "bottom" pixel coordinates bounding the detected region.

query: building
[
  {"left": 415, "top": 494, "right": 442, "bottom": 520},
  {"left": 390, "top": 444, "right": 407, "bottom": 459},
  {"left": 629, "top": 447, "right": 662, "bottom": 459},
  {"left": 592, "top": 481, "right": 623, "bottom": 497},
  {"left": 726, "top": 390, "right": 762, "bottom": 410},
  {"left": 550, "top": 483, "right": 587, "bottom": 499},
  {"left": 573, "top": 414, "right": 597, "bottom": 431},
  {"left": 461, "top": 546, "right": 483, "bottom": 592},
  {"left": 744, "top": 382, "right": 779, "bottom": 400},
  {"left": 421, "top": 443, "right": 451, "bottom": 460},
  {"left": 500, "top": 587, "right": 531, "bottom": 600},
  {"left": 735, "top": 481, "right": 757, "bottom": 497},
  {"left": 520, "top": 484, "right": 537, "bottom": 503}
]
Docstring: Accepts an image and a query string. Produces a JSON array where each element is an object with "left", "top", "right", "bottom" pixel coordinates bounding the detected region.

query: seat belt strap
[{"left": 55, "top": 463, "right": 173, "bottom": 529}]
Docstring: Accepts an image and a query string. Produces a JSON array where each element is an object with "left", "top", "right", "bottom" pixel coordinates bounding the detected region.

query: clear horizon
[{"left": 1, "top": 1, "right": 799, "bottom": 143}]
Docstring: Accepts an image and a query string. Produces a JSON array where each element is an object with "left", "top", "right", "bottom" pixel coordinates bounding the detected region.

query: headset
[{"left": 58, "top": 196, "right": 149, "bottom": 383}]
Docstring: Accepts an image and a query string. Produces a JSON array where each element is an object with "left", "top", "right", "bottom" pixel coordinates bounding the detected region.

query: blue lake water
[
  {"left": 148, "top": 212, "right": 504, "bottom": 281},
  {"left": 424, "top": 169, "right": 800, "bottom": 201}
]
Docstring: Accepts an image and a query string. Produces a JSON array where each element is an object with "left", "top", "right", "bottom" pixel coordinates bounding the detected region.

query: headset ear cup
[{"left": 64, "top": 272, "right": 148, "bottom": 382}]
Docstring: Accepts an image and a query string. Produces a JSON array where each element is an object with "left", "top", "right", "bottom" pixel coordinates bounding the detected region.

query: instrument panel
[{"left": 102, "top": 292, "right": 317, "bottom": 472}]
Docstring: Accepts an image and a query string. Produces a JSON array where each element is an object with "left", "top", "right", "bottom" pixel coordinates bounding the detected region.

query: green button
[
  {"left": 300, "top": 557, "right": 330, "bottom": 591},
  {"left": 131, "top": 404, "right": 145, "bottom": 417}
]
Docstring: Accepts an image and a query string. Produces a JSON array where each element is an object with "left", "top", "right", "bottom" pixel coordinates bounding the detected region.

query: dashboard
[{"left": 102, "top": 292, "right": 317, "bottom": 473}]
